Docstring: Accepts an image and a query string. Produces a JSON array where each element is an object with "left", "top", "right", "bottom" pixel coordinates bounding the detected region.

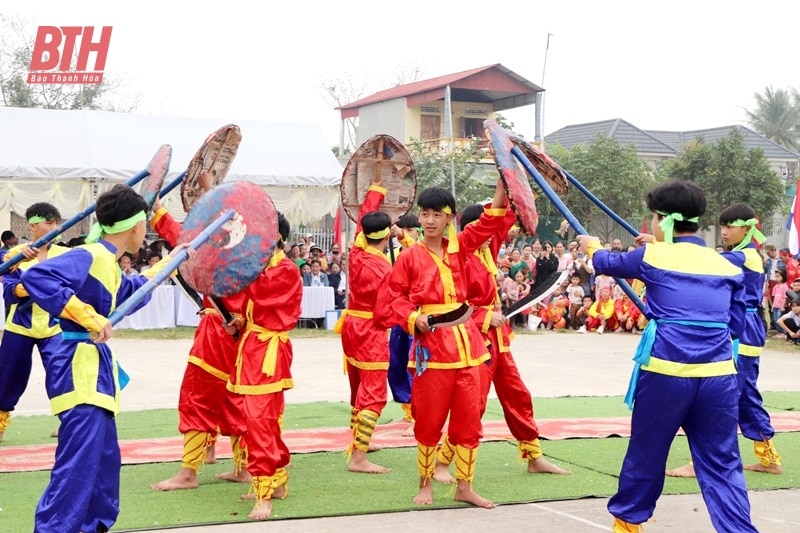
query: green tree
[
  {"left": 0, "top": 15, "right": 138, "bottom": 111},
  {"left": 744, "top": 85, "right": 800, "bottom": 152},
  {"left": 408, "top": 139, "right": 493, "bottom": 210},
  {"left": 546, "top": 134, "right": 656, "bottom": 242},
  {"left": 658, "top": 129, "right": 785, "bottom": 242}
]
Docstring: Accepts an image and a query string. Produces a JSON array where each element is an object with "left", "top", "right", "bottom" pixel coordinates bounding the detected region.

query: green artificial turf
[
  {"left": 2, "top": 433, "right": 798, "bottom": 532},
  {"left": 4, "top": 392, "right": 799, "bottom": 447}
]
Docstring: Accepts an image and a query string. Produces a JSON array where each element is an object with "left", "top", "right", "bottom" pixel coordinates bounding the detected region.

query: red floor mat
[{"left": 3, "top": 412, "right": 800, "bottom": 473}]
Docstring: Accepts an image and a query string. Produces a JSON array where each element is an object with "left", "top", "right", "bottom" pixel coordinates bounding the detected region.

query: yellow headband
[{"left": 364, "top": 227, "right": 390, "bottom": 240}]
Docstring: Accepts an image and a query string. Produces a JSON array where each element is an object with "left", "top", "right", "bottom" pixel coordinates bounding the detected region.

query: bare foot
[
  {"left": 743, "top": 462, "right": 782, "bottom": 474},
  {"left": 402, "top": 422, "right": 415, "bottom": 438},
  {"left": 248, "top": 499, "right": 273, "bottom": 520},
  {"left": 527, "top": 457, "right": 571, "bottom": 475},
  {"left": 273, "top": 484, "right": 288, "bottom": 500},
  {"left": 151, "top": 468, "right": 199, "bottom": 491},
  {"left": 367, "top": 443, "right": 382, "bottom": 453},
  {"left": 454, "top": 481, "right": 495, "bottom": 509},
  {"left": 348, "top": 450, "right": 390, "bottom": 474},
  {"left": 665, "top": 463, "right": 696, "bottom": 478},
  {"left": 433, "top": 461, "right": 455, "bottom": 484},
  {"left": 204, "top": 442, "right": 216, "bottom": 464},
  {"left": 413, "top": 481, "right": 434, "bottom": 505},
  {"left": 216, "top": 469, "right": 251, "bottom": 483}
]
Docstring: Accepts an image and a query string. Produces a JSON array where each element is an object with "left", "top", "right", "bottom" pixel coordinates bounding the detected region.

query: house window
[{"left": 459, "top": 117, "right": 483, "bottom": 138}]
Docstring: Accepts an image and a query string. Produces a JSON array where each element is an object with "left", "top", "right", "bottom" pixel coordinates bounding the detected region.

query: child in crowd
[
  {"left": 586, "top": 287, "right": 617, "bottom": 334},
  {"left": 593, "top": 272, "right": 615, "bottom": 300},
  {"left": 575, "top": 295, "right": 594, "bottom": 333},
  {"left": 771, "top": 270, "right": 789, "bottom": 338},
  {"left": 776, "top": 300, "right": 800, "bottom": 344},
  {"left": 566, "top": 274, "right": 585, "bottom": 330},
  {"left": 614, "top": 291, "right": 642, "bottom": 333}
]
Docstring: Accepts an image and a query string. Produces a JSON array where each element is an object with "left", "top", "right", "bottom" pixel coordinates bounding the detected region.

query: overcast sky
[{"left": 7, "top": 0, "right": 799, "bottom": 148}]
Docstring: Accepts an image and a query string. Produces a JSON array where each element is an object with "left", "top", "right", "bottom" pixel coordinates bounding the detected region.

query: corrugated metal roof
[
  {"left": 546, "top": 119, "right": 800, "bottom": 160},
  {"left": 338, "top": 64, "right": 543, "bottom": 118}
]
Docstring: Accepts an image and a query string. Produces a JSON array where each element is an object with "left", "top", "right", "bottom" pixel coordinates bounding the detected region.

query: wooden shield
[
  {"left": 180, "top": 124, "right": 243, "bottom": 212},
  {"left": 138, "top": 144, "right": 172, "bottom": 211},
  {"left": 509, "top": 134, "right": 569, "bottom": 195},
  {"left": 177, "top": 181, "right": 277, "bottom": 297},
  {"left": 484, "top": 119, "right": 539, "bottom": 235},
  {"left": 340, "top": 134, "right": 416, "bottom": 222}
]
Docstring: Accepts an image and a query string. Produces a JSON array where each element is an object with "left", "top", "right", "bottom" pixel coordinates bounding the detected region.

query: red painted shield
[
  {"left": 509, "top": 134, "right": 569, "bottom": 196},
  {"left": 484, "top": 119, "right": 539, "bottom": 235},
  {"left": 181, "top": 124, "right": 243, "bottom": 212},
  {"left": 177, "top": 181, "right": 277, "bottom": 297},
  {"left": 138, "top": 144, "right": 172, "bottom": 211},
  {"left": 340, "top": 134, "right": 416, "bottom": 223}
]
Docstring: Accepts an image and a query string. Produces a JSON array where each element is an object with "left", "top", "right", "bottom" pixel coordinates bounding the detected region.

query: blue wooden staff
[
  {"left": 510, "top": 146, "right": 646, "bottom": 313},
  {"left": 561, "top": 170, "right": 640, "bottom": 237},
  {"left": 157, "top": 171, "right": 186, "bottom": 199},
  {"left": 106, "top": 208, "right": 235, "bottom": 325},
  {"left": 0, "top": 167, "right": 155, "bottom": 276}
]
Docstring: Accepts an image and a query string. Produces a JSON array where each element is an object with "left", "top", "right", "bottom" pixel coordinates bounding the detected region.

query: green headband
[
  {"left": 657, "top": 211, "right": 699, "bottom": 244},
  {"left": 728, "top": 218, "right": 765, "bottom": 251},
  {"left": 86, "top": 211, "right": 146, "bottom": 243}
]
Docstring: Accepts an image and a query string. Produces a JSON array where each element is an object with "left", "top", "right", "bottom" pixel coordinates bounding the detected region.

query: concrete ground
[{"left": 14, "top": 330, "right": 800, "bottom": 532}]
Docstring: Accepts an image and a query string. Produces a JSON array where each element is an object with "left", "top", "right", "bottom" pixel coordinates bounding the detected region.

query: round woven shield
[
  {"left": 341, "top": 134, "right": 416, "bottom": 222},
  {"left": 509, "top": 134, "right": 569, "bottom": 195},
  {"left": 177, "top": 181, "right": 277, "bottom": 297},
  {"left": 484, "top": 119, "right": 539, "bottom": 235},
  {"left": 138, "top": 144, "right": 172, "bottom": 211},
  {"left": 180, "top": 124, "right": 242, "bottom": 212}
]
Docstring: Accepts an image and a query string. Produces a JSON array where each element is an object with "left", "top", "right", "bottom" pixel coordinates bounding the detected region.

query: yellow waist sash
[
  {"left": 418, "top": 303, "right": 463, "bottom": 315},
  {"left": 641, "top": 355, "right": 736, "bottom": 378},
  {"left": 242, "top": 323, "right": 289, "bottom": 377},
  {"left": 333, "top": 309, "right": 373, "bottom": 333}
]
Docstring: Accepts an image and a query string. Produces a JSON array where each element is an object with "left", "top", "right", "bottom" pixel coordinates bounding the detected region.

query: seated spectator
[
  {"left": 776, "top": 300, "right": 800, "bottom": 344},
  {"left": 302, "top": 259, "right": 329, "bottom": 287},
  {"left": 0, "top": 230, "right": 18, "bottom": 254},
  {"left": 299, "top": 261, "right": 311, "bottom": 277},
  {"left": 614, "top": 291, "right": 642, "bottom": 333},
  {"left": 328, "top": 261, "right": 346, "bottom": 309},
  {"left": 575, "top": 295, "right": 595, "bottom": 333},
  {"left": 585, "top": 287, "right": 617, "bottom": 334},
  {"left": 327, "top": 243, "right": 343, "bottom": 265},
  {"left": 308, "top": 245, "right": 329, "bottom": 272}
]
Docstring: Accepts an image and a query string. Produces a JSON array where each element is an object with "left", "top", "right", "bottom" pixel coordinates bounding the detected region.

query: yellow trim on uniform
[
  {"left": 333, "top": 309, "right": 373, "bottom": 334},
  {"left": 586, "top": 239, "right": 603, "bottom": 259},
  {"left": 742, "top": 248, "right": 765, "bottom": 273},
  {"left": 149, "top": 207, "right": 169, "bottom": 230},
  {"left": 187, "top": 355, "right": 230, "bottom": 381},
  {"left": 484, "top": 207, "right": 507, "bottom": 217},
  {"left": 738, "top": 344, "right": 763, "bottom": 357},
  {"left": 227, "top": 378, "right": 294, "bottom": 395},
  {"left": 419, "top": 303, "right": 462, "bottom": 315},
  {"left": 480, "top": 305, "right": 493, "bottom": 333},
  {"left": 407, "top": 310, "right": 421, "bottom": 334},
  {"left": 49, "top": 343, "right": 121, "bottom": 415},
  {"left": 643, "top": 242, "right": 742, "bottom": 276},
  {"left": 367, "top": 184, "right": 387, "bottom": 195},
  {"left": 239, "top": 300, "right": 289, "bottom": 377},
  {"left": 344, "top": 356, "right": 389, "bottom": 370},
  {"left": 641, "top": 355, "right": 736, "bottom": 377}
]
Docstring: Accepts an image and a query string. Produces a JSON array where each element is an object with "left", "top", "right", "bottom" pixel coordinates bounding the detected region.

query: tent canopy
[{"left": 0, "top": 107, "right": 344, "bottom": 224}]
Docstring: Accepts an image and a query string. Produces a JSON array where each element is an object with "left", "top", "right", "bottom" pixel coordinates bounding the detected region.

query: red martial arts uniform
[
  {"left": 150, "top": 208, "right": 245, "bottom": 465},
  {"left": 376, "top": 204, "right": 508, "bottom": 482},
  {"left": 226, "top": 249, "right": 302, "bottom": 500},
  {"left": 337, "top": 185, "right": 392, "bottom": 449},
  {"left": 456, "top": 206, "right": 544, "bottom": 461}
]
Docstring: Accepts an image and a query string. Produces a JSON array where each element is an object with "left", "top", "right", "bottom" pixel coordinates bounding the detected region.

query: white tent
[{"left": 0, "top": 107, "right": 344, "bottom": 226}]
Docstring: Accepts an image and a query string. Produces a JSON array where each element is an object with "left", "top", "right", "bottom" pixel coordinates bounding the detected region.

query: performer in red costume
[
  {"left": 225, "top": 212, "right": 302, "bottom": 520},
  {"left": 375, "top": 177, "right": 509, "bottom": 509},
  {"left": 434, "top": 202, "right": 570, "bottom": 482},
  {"left": 149, "top": 173, "right": 248, "bottom": 491},
  {"left": 335, "top": 174, "right": 393, "bottom": 474}
]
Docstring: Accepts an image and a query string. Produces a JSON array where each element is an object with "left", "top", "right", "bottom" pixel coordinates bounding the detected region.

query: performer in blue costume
[
  {"left": 0, "top": 203, "right": 69, "bottom": 442},
  {"left": 21, "top": 185, "right": 191, "bottom": 533},
  {"left": 667, "top": 203, "right": 781, "bottom": 480},
  {"left": 578, "top": 180, "right": 758, "bottom": 533},
  {"left": 386, "top": 213, "right": 420, "bottom": 427}
]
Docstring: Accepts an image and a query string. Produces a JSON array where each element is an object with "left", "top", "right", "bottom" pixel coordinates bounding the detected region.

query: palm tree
[{"left": 744, "top": 85, "right": 800, "bottom": 152}]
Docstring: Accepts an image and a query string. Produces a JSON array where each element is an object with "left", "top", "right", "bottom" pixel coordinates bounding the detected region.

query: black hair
[
  {"left": 277, "top": 212, "right": 290, "bottom": 243},
  {"left": 645, "top": 180, "right": 705, "bottom": 234},
  {"left": 361, "top": 211, "right": 391, "bottom": 245},
  {"left": 25, "top": 202, "right": 61, "bottom": 222},
  {"left": 417, "top": 187, "right": 456, "bottom": 214},
  {"left": 459, "top": 204, "right": 484, "bottom": 230},
  {"left": 67, "top": 236, "right": 86, "bottom": 247},
  {"left": 718, "top": 203, "right": 757, "bottom": 225},
  {"left": 776, "top": 269, "right": 786, "bottom": 282},
  {"left": 308, "top": 259, "right": 321, "bottom": 266},
  {"left": 396, "top": 213, "right": 420, "bottom": 229},
  {"left": 95, "top": 185, "right": 147, "bottom": 227},
  {"left": 1, "top": 230, "right": 15, "bottom": 242}
]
